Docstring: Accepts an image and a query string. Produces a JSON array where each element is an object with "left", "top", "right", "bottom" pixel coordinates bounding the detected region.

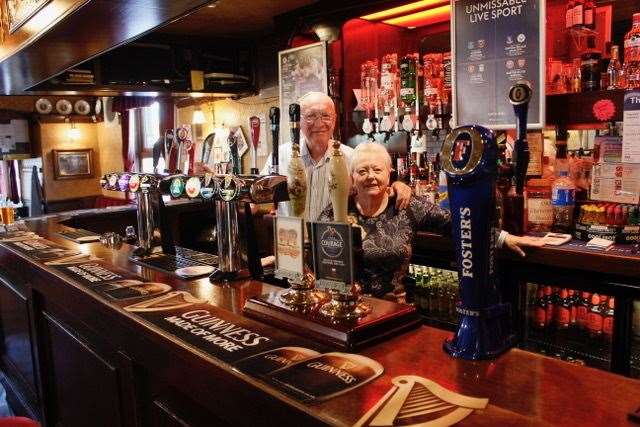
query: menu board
[
  {"left": 452, "top": 0, "right": 544, "bottom": 129},
  {"left": 278, "top": 42, "right": 328, "bottom": 141}
]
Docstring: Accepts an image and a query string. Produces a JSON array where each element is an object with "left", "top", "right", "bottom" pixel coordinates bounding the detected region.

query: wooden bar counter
[{"left": 0, "top": 210, "right": 639, "bottom": 426}]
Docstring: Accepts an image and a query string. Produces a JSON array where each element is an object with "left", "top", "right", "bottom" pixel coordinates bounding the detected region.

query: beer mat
[
  {"left": 124, "top": 300, "right": 301, "bottom": 364},
  {"left": 3, "top": 238, "right": 81, "bottom": 261},
  {"left": 233, "top": 347, "right": 321, "bottom": 377},
  {"left": 48, "top": 260, "right": 136, "bottom": 287},
  {"left": 92, "top": 280, "right": 172, "bottom": 301},
  {"left": 265, "top": 352, "right": 384, "bottom": 402},
  {"left": 561, "top": 240, "right": 640, "bottom": 257},
  {"left": 0, "top": 231, "right": 41, "bottom": 242},
  {"left": 57, "top": 228, "right": 101, "bottom": 243},
  {"left": 353, "top": 375, "right": 488, "bottom": 427}
]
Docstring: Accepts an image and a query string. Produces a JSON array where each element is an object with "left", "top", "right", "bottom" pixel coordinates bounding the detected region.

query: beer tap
[
  {"left": 249, "top": 116, "right": 260, "bottom": 175},
  {"left": 287, "top": 103, "right": 307, "bottom": 218},
  {"left": 503, "top": 81, "right": 532, "bottom": 236},
  {"left": 269, "top": 106, "right": 280, "bottom": 174}
]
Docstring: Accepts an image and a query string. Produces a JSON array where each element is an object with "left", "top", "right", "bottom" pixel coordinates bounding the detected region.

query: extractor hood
[{"left": 0, "top": 0, "right": 212, "bottom": 95}]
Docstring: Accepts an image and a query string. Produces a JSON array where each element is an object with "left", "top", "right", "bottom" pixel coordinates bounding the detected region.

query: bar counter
[{"left": 1, "top": 210, "right": 639, "bottom": 426}]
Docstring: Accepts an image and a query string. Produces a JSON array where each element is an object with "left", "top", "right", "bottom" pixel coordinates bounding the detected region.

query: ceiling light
[
  {"left": 360, "top": 0, "right": 449, "bottom": 21},
  {"left": 382, "top": 5, "right": 451, "bottom": 28}
]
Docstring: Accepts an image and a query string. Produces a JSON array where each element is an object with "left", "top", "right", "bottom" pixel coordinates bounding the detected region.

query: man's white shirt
[{"left": 261, "top": 138, "right": 353, "bottom": 221}]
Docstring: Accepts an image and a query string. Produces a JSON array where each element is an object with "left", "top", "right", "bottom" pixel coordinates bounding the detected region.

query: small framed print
[
  {"left": 274, "top": 216, "right": 305, "bottom": 282},
  {"left": 310, "top": 221, "right": 354, "bottom": 293},
  {"left": 52, "top": 149, "right": 93, "bottom": 180}
]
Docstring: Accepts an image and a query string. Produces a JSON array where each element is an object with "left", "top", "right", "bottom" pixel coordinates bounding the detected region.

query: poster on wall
[
  {"left": 452, "top": 0, "right": 545, "bottom": 129},
  {"left": 278, "top": 42, "right": 328, "bottom": 142}
]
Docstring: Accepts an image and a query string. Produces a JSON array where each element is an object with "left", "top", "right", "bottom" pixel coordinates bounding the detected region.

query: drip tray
[{"left": 130, "top": 247, "right": 218, "bottom": 277}]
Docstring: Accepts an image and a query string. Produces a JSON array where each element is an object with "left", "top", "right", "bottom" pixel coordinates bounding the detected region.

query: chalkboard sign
[
  {"left": 452, "top": 0, "right": 545, "bottom": 129},
  {"left": 278, "top": 42, "right": 328, "bottom": 141}
]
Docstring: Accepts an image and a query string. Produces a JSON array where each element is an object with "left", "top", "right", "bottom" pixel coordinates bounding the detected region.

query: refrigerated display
[
  {"left": 521, "top": 282, "right": 613, "bottom": 371},
  {"left": 632, "top": 300, "right": 640, "bottom": 378}
]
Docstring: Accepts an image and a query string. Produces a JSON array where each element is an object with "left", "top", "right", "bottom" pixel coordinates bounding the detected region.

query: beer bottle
[
  {"left": 557, "top": 289, "right": 572, "bottom": 329},
  {"left": 551, "top": 286, "right": 562, "bottom": 326},
  {"left": 602, "top": 296, "right": 615, "bottom": 343},
  {"left": 576, "top": 291, "right": 591, "bottom": 332},
  {"left": 568, "top": 289, "right": 578, "bottom": 325},
  {"left": 534, "top": 286, "right": 547, "bottom": 328},
  {"left": 587, "top": 293, "right": 604, "bottom": 338},
  {"left": 543, "top": 286, "right": 555, "bottom": 327}
]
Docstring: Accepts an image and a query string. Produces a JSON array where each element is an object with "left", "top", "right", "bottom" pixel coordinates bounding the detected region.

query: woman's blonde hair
[{"left": 350, "top": 142, "right": 392, "bottom": 174}]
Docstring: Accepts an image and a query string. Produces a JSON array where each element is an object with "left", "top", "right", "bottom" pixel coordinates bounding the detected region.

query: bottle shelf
[{"left": 546, "top": 89, "right": 625, "bottom": 126}]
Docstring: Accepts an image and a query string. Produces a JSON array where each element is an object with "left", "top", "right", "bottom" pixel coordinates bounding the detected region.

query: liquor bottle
[
  {"left": 568, "top": 289, "right": 578, "bottom": 326},
  {"left": 623, "top": 13, "right": 640, "bottom": 89},
  {"left": 399, "top": 54, "right": 417, "bottom": 130},
  {"left": 572, "top": 0, "right": 584, "bottom": 28},
  {"left": 581, "top": 36, "right": 601, "bottom": 91},
  {"left": 607, "top": 45, "right": 622, "bottom": 89},
  {"left": 587, "top": 293, "right": 604, "bottom": 338},
  {"left": 329, "top": 139, "right": 350, "bottom": 223},
  {"left": 566, "top": 0, "right": 575, "bottom": 29},
  {"left": 379, "top": 54, "right": 398, "bottom": 132},
  {"left": 534, "top": 286, "right": 548, "bottom": 328},
  {"left": 583, "top": 0, "right": 596, "bottom": 30}
]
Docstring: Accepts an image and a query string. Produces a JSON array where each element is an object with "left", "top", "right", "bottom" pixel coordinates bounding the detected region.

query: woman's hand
[
  {"left": 504, "top": 234, "right": 545, "bottom": 257},
  {"left": 389, "top": 181, "right": 412, "bottom": 209}
]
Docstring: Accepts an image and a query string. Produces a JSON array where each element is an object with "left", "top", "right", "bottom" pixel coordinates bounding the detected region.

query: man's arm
[{"left": 390, "top": 181, "right": 412, "bottom": 210}]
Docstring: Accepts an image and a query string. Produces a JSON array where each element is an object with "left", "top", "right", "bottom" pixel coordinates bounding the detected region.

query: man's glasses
[{"left": 302, "top": 112, "right": 334, "bottom": 123}]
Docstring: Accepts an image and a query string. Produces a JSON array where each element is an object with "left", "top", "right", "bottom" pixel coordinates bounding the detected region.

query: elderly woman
[{"left": 319, "top": 142, "right": 541, "bottom": 302}]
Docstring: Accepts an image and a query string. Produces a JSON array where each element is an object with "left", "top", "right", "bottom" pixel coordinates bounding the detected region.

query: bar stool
[{"left": 0, "top": 417, "right": 40, "bottom": 427}]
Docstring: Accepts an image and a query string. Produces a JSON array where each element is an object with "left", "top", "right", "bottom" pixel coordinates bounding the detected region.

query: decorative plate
[
  {"left": 55, "top": 99, "right": 73, "bottom": 115},
  {"left": 74, "top": 99, "right": 91, "bottom": 115},
  {"left": 35, "top": 98, "right": 52, "bottom": 114}
]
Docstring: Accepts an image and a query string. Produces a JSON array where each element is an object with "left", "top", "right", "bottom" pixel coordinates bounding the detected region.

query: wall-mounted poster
[
  {"left": 278, "top": 42, "right": 328, "bottom": 141},
  {"left": 5, "top": 0, "right": 50, "bottom": 33},
  {"left": 452, "top": 0, "right": 545, "bottom": 129}
]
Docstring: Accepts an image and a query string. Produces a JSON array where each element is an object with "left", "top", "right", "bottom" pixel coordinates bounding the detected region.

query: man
[{"left": 262, "top": 91, "right": 411, "bottom": 221}]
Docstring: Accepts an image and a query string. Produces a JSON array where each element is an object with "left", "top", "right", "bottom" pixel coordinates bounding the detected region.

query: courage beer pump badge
[{"left": 441, "top": 124, "right": 515, "bottom": 360}]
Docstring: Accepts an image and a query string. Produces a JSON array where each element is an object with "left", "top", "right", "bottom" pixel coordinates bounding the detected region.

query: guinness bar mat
[
  {"left": 57, "top": 228, "right": 101, "bottom": 243},
  {"left": 234, "top": 347, "right": 321, "bottom": 377},
  {"left": 266, "top": 352, "right": 383, "bottom": 402},
  {"left": 124, "top": 300, "right": 304, "bottom": 364},
  {"left": 3, "top": 238, "right": 80, "bottom": 261}
]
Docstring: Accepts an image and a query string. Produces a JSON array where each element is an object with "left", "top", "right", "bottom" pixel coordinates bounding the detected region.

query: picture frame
[
  {"left": 273, "top": 216, "right": 305, "bottom": 282},
  {"left": 5, "top": 0, "right": 51, "bottom": 34},
  {"left": 278, "top": 41, "right": 328, "bottom": 140},
  {"left": 52, "top": 149, "right": 93, "bottom": 180}
]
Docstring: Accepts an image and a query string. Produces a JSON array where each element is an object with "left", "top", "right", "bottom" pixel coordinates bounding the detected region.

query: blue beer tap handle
[{"left": 509, "top": 82, "right": 532, "bottom": 195}]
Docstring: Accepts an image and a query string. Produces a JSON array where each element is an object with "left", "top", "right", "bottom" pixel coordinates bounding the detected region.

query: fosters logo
[{"left": 320, "top": 226, "right": 344, "bottom": 258}]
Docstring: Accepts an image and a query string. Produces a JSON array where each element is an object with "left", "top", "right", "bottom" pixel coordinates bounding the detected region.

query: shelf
[
  {"left": 33, "top": 114, "right": 102, "bottom": 123},
  {"left": 546, "top": 89, "right": 625, "bottom": 127}
]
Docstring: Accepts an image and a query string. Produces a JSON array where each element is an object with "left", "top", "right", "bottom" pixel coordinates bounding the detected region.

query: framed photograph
[
  {"left": 274, "top": 216, "right": 305, "bottom": 282},
  {"left": 5, "top": 0, "right": 51, "bottom": 34},
  {"left": 278, "top": 41, "right": 328, "bottom": 139},
  {"left": 52, "top": 149, "right": 93, "bottom": 180}
]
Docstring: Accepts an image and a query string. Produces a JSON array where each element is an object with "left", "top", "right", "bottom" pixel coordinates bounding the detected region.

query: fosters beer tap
[
  {"left": 504, "top": 82, "right": 533, "bottom": 235},
  {"left": 441, "top": 125, "right": 514, "bottom": 360}
]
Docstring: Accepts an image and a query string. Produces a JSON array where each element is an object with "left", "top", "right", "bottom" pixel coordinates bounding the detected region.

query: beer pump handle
[
  {"left": 509, "top": 82, "right": 532, "bottom": 196},
  {"left": 269, "top": 107, "right": 280, "bottom": 174},
  {"left": 289, "top": 103, "right": 301, "bottom": 148}
]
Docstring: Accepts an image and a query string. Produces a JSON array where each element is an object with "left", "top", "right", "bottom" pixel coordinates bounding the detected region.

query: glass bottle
[
  {"left": 583, "top": 0, "right": 596, "bottom": 30},
  {"left": 399, "top": 54, "right": 417, "bottom": 108},
  {"left": 566, "top": 0, "right": 575, "bottom": 29},
  {"left": 607, "top": 45, "right": 622, "bottom": 89},
  {"left": 572, "top": 0, "right": 584, "bottom": 28},
  {"left": 581, "top": 36, "right": 601, "bottom": 91},
  {"left": 623, "top": 13, "right": 640, "bottom": 89}
]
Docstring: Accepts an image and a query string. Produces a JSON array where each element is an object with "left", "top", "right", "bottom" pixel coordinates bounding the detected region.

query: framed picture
[
  {"left": 52, "top": 149, "right": 93, "bottom": 180},
  {"left": 278, "top": 41, "right": 328, "bottom": 140},
  {"left": 274, "top": 216, "right": 305, "bottom": 282},
  {"left": 5, "top": 0, "right": 51, "bottom": 34}
]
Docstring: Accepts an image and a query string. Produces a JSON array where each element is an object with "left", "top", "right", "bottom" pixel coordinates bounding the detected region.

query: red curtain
[{"left": 111, "top": 97, "right": 158, "bottom": 172}]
